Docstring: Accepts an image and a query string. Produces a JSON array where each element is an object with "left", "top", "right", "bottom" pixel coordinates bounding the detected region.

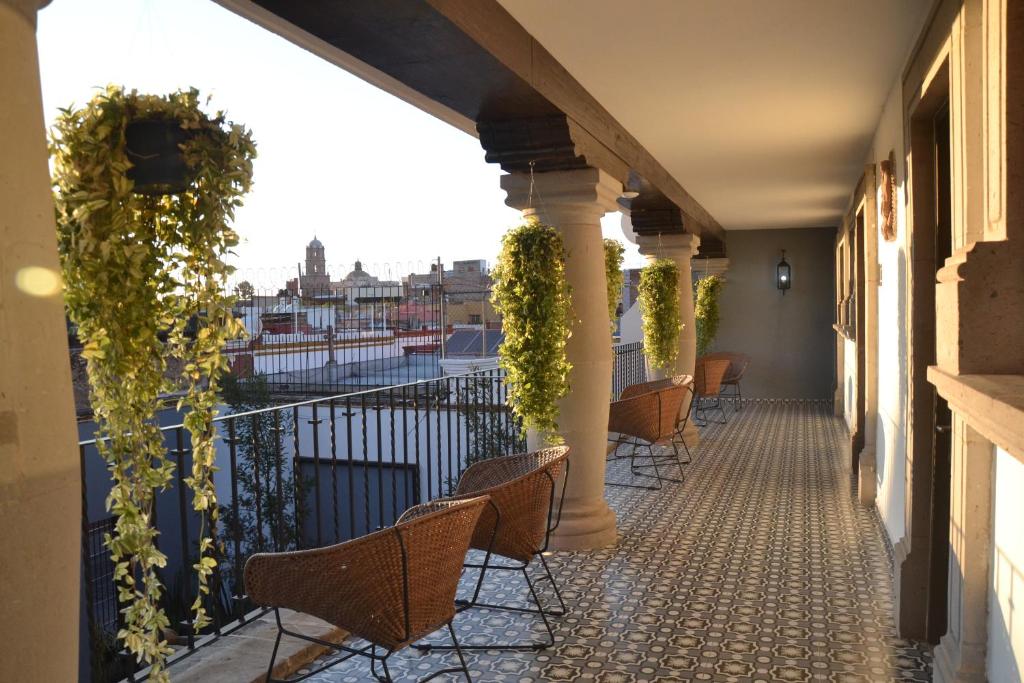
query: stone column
[
  {"left": 0, "top": 1, "right": 83, "bottom": 681},
  {"left": 931, "top": 418, "right": 992, "bottom": 683},
  {"left": 501, "top": 167, "right": 619, "bottom": 550},
  {"left": 636, "top": 232, "right": 701, "bottom": 447}
]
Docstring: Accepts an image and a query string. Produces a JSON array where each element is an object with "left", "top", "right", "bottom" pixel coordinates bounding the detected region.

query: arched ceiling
[{"left": 498, "top": 0, "right": 933, "bottom": 230}]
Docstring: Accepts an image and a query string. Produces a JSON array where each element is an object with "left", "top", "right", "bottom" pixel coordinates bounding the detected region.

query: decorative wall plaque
[{"left": 880, "top": 151, "right": 897, "bottom": 242}]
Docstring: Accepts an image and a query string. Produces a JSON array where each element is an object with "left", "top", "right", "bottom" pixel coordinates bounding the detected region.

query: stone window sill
[{"left": 927, "top": 367, "right": 1024, "bottom": 463}]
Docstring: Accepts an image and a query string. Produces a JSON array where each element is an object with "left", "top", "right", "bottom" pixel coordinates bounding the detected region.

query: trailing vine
[
  {"left": 603, "top": 239, "right": 625, "bottom": 332},
  {"left": 639, "top": 259, "right": 682, "bottom": 371},
  {"left": 491, "top": 219, "right": 572, "bottom": 440},
  {"left": 695, "top": 275, "right": 723, "bottom": 357},
  {"left": 51, "top": 86, "right": 255, "bottom": 679}
]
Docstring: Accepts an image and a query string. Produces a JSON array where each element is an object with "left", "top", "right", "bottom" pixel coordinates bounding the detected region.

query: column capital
[
  {"left": 635, "top": 232, "right": 701, "bottom": 262},
  {"left": 2, "top": 0, "right": 51, "bottom": 26},
  {"left": 691, "top": 256, "right": 730, "bottom": 278},
  {"left": 501, "top": 167, "right": 622, "bottom": 219}
]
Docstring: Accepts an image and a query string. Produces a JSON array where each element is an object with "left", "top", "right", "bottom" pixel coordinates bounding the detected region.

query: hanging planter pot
[
  {"left": 125, "top": 118, "right": 196, "bottom": 195},
  {"left": 50, "top": 86, "right": 256, "bottom": 679}
]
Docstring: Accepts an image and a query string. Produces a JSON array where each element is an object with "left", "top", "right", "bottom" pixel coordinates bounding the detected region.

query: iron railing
[
  {"left": 78, "top": 369, "right": 521, "bottom": 682},
  {"left": 79, "top": 341, "right": 644, "bottom": 681},
  {"left": 612, "top": 341, "right": 646, "bottom": 400}
]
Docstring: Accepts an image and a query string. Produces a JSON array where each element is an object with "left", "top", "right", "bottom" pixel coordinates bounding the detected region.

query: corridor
[{"left": 308, "top": 400, "right": 933, "bottom": 682}]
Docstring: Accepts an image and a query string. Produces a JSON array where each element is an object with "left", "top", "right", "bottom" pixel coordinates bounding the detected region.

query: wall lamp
[{"left": 777, "top": 250, "right": 791, "bottom": 294}]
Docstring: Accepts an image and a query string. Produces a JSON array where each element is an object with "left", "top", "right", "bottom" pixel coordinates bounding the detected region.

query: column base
[
  {"left": 682, "top": 420, "right": 700, "bottom": 449},
  {"left": 549, "top": 496, "right": 618, "bottom": 551},
  {"left": 933, "top": 633, "right": 988, "bottom": 683},
  {"left": 858, "top": 446, "right": 877, "bottom": 505}
]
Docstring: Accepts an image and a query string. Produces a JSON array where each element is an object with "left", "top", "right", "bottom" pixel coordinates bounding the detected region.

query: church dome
[{"left": 308, "top": 236, "right": 323, "bottom": 249}]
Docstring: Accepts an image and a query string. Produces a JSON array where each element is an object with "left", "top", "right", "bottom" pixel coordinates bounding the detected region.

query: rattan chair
[
  {"left": 620, "top": 374, "right": 696, "bottom": 463},
  {"left": 606, "top": 383, "right": 689, "bottom": 490},
  {"left": 694, "top": 357, "right": 731, "bottom": 425},
  {"left": 702, "top": 352, "right": 750, "bottom": 411},
  {"left": 244, "top": 496, "right": 490, "bottom": 683},
  {"left": 416, "top": 446, "right": 571, "bottom": 652}
]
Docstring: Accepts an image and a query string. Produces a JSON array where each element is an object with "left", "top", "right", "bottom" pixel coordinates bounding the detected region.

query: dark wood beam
[{"left": 243, "top": 0, "right": 724, "bottom": 243}]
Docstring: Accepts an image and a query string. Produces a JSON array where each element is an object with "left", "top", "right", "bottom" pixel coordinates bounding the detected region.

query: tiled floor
[{"left": 301, "top": 400, "right": 932, "bottom": 682}]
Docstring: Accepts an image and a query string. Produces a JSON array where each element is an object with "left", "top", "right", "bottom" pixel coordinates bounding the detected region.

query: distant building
[
  {"left": 286, "top": 238, "right": 399, "bottom": 296},
  {"left": 405, "top": 259, "right": 492, "bottom": 302}
]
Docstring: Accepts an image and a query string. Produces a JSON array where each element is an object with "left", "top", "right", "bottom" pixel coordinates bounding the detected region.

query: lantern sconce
[{"left": 777, "top": 250, "right": 791, "bottom": 294}]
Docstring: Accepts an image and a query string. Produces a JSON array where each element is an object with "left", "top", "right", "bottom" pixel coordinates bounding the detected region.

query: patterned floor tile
[{"left": 299, "top": 400, "right": 932, "bottom": 682}]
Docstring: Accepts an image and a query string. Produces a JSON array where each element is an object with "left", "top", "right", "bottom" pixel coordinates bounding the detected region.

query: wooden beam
[{"left": 240, "top": 0, "right": 724, "bottom": 242}]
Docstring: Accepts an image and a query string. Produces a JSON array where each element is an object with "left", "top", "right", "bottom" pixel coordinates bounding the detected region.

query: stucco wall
[
  {"left": 988, "top": 447, "right": 1024, "bottom": 682},
  {"left": 868, "top": 79, "right": 910, "bottom": 546},
  {"left": 712, "top": 227, "right": 836, "bottom": 399}
]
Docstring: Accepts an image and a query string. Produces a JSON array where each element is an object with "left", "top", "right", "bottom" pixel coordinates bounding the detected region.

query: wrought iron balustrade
[{"left": 78, "top": 369, "right": 521, "bottom": 682}]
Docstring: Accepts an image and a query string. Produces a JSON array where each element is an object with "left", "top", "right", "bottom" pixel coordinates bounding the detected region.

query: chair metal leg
[
  {"left": 712, "top": 398, "right": 727, "bottom": 424},
  {"left": 521, "top": 566, "right": 555, "bottom": 650},
  {"left": 420, "top": 560, "right": 558, "bottom": 651},
  {"left": 370, "top": 645, "right": 392, "bottom": 683},
  {"left": 671, "top": 440, "right": 687, "bottom": 481},
  {"left": 537, "top": 552, "right": 567, "bottom": 617},
  {"left": 607, "top": 436, "right": 659, "bottom": 490},
  {"left": 448, "top": 622, "right": 472, "bottom": 683},
  {"left": 265, "top": 623, "right": 283, "bottom": 682}
]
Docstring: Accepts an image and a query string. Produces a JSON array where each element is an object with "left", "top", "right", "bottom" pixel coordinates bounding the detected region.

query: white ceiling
[{"left": 498, "top": 0, "right": 933, "bottom": 230}]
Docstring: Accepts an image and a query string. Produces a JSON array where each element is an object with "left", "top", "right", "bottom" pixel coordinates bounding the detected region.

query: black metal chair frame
[
  {"left": 607, "top": 385, "right": 694, "bottom": 491},
  {"left": 693, "top": 394, "right": 728, "bottom": 426},
  {"left": 719, "top": 380, "right": 743, "bottom": 411},
  {"left": 417, "top": 460, "right": 570, "bottom": 652},
  {"left": 260, "top": 524, "right": 477, "bottom": 683}
]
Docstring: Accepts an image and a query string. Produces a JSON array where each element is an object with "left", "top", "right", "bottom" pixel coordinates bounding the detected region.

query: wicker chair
[
  {"left": 244, "top": 496, "right": 490, "bottom": 683},
  {"left": 620, "top": 374, "right": 696, "bottom": 462},
  {"left": 702, "top": 352, "right": 750, "bottom": 411},
  {"left": 694, "top": 357, "right": 732, "bottom": 425},
  {"left": 416, "top": 446, "right": 571, "bottom": 652},
  {"left": 606, "top": 383, "right": 689, "bottom": 490}
]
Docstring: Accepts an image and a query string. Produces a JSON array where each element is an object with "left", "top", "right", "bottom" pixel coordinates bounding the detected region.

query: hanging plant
[
  {"left": 695, "top": 274, "right": 723, "bottom": 357},
  {"left": 51, "top": 86, "right": 255, "bottom": 680},
  {"left": 491, "top": 218, "right": 572, "bottom": 440},
  {"left": 639, "top": 259, "right": 681, "bottom": 371},
  {"left": 603, "top": 239, "right": 625, "bottom": 332}
]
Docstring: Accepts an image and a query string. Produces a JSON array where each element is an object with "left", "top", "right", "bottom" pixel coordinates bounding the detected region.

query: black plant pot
[{"left": 125, "top": 118, "right": 196, "bottom": 195}]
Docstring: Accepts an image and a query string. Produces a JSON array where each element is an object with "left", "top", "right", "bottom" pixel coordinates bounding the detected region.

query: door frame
[{"left": 896, "top": 53, "right": 951, "bottom": 642}]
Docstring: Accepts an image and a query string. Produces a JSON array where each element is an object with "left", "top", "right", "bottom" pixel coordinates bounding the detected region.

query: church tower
[
  {"left": 306, "top": 236, "right": 326, "bottom": 277},
  {"left": 301, "top": 236, "right": 331, "bottom": 292}
]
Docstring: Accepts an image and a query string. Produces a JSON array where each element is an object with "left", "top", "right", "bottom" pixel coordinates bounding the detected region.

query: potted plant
[
  {"left": 491, "top": 218, "right": 572, "bottom": 442},
  {"left": 604, "top": 239, "right": 625, "bottom": 333},
  {"left": 638, "top": 259, "right": 681, "bottom": 371},
  {"left": 695, "top": 275, "right": 723, "bottom": 357},
  {"left": 51, "top": 86, "right": 256, "bottom": 680}
]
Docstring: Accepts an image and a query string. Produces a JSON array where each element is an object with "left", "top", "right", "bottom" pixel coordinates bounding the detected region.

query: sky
[{"left": 36, "top": 0, "right": 644, "bottom": 290}]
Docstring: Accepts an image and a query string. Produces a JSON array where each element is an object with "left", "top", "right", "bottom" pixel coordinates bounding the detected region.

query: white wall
[
  {"left": 988, "top": 447, "right": 1024, "bottom": 682},
  {"left": 867, "top": 79, "right": 910, "bottom": 546},
  {"left": 843, "top": 337, "right": 857, "bottom": 430}
]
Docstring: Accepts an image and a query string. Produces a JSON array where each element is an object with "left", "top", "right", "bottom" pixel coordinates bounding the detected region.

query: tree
[
  {"left": 219, "top": 375, "right": 301, "bottom": 571},
  {"left": 234, "top": 280, "right": 255, "bottom": 300}
]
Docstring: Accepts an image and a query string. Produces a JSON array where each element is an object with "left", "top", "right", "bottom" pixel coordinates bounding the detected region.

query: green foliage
[
  {"left": 463, "top": 375, "right": 525, "bottom": 465},
  {"left": 603, "top": 239, "right": 625, "bottom": 332},
  {"left": 219, "top": 375, "right": 300, "bottom": 556},
  {"left": 694, "top": 275, "right": 724, "bottom": 357},
  {"left": 234, "top": 280, "right": 255, "bottom": 300},
  {"left": 51, "top": 86, "right": 255, "bottom": 680},
  {"left": 639, "top": 259, "right": 682, "bottom": 371},
  {"left": 491, "top": 219, "right": 572, "bottom": 440}
]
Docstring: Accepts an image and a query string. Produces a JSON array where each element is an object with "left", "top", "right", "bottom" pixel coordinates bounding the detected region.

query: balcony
[{"left": 151, "top": 398, "right": 932, "bottom": 682}]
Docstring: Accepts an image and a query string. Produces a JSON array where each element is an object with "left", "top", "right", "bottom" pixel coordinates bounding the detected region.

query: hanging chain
[{"left": 528, "top": 160, "right": 536, "bottom": 210}]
